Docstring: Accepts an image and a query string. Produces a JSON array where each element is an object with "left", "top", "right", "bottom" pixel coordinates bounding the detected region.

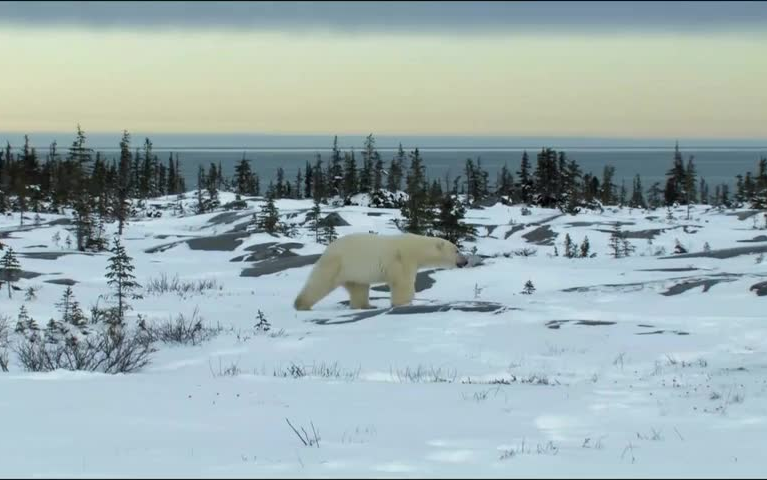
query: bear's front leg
[
  {"left": 344, "top": 282, "right": 374, "bottom": 309},
  {"left": 389, "top": 280, "right": 415, "bottom": 307}
]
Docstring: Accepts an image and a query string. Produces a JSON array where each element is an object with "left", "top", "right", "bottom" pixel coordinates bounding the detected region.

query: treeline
[{"left": 2, "top": 128, "right": 767, "bottom": 250}]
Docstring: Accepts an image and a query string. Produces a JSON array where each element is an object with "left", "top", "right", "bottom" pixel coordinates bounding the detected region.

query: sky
[{"left": 1, "top": 1, "right": 766, "bottom": 141}]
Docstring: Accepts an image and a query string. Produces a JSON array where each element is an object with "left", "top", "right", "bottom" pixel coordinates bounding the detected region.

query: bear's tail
[{"left": 293, "top": 255, "right": 342, "bottom": 311}]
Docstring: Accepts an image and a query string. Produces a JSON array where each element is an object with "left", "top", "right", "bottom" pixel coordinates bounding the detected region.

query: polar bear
[{"left": 293, "top": 233, "right": 468, "bottom": 311}]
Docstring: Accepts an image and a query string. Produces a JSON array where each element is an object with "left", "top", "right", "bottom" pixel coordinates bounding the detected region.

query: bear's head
[{"left": 426, "top": 238, "right": 469, "bottom": 269}]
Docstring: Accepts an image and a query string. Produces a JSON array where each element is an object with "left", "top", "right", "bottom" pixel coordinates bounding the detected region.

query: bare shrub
[
  {"left": 14, "top": 325, "right": 155, "bottom": 374},
  {"left": 145, "top": 273, "right": 221, "bottom": 297},
  {"left": 273, "top": 361, "right": 360, "bottom": 381},
  {"left": 140, "top": 308, "right": 222, "bottom": 346}
]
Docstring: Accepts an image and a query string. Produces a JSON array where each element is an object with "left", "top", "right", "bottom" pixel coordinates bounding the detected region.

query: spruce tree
[
  {"left": 387, "top": 143, "right": 406, "bottom": 193},
  {"left": 258, "top": 190, "right": 280, "bottom": 234},
  {"left": 116, "top": 130, "right": 132, "bottom": 235},
  {"left": 329, "top": 136, "right": 344, "bottom": 197},
  {"left": 309, "top": 196, "right": 322, "bottom": 243},
  {"left": 1, "top": 247, "right": 21, "bottom": 299},
  {"left": 517, "top": 150, "right": 532, "bottom": 204},
  {"left": 579, "top": 236, "right": 591, "bottom": 258},
  {"left": 629, "top": 174, "right": 647, "bottom": 209},
  {"left": 400, "top": 148, "right": 433, "bottom": 234},
  {"left": 105, "top": 236, "right": 142, "bottom": 327},
  {"left": 600, "top": 165, "right": 616, "bottom": 205},
  {"left": 433, "top": 192, "right": 475, "bottom": 248},
  {"left": 521, "top": 280, "right": 536, "bottom": 295},
  {"left": 321, "top": 221, "right": 338, "bottom": 245},
  {"left": 608, "top": 223, "right": 624, "bottom": 258},
  {"left": 343, "top": 151, "right": 358, "bottom": 199}
]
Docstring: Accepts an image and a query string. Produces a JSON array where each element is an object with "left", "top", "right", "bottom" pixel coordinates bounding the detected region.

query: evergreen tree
[
  {"left": 629, "top": 174, "right": 646, "bottom": 209},
  {"left": 563, "top": 233, "right": 577, "bottom": 258},
  {"left": 258, "top": 190, "right": 280, "bottom": 234},
  {"left": 517, "top": 150, "right": 533, "bottom": 204},
  {"left": 387, "top": 143, "right": 406, "bottom": 193},
  {"left": 648, "top": 181, "right": 663, "bottom": 209},
  {"left": 329, "top": 136, "right": 344, "bottom": 197},
  {"left": 304, "top": 160, "right": 313, "bottom": 200},
  {"left": 234, "top": 156, "right": 258, "bottom": 196},
  {"left": 309, "top": 196, "right": 322, "bottom": 243},
  {"left": 196, "top": 165, "right": 206, "bottom": 214},
  {"left": 1, "top": 247, "right": 21, "bottom": 299},
  {"left": 618, "top": 180, "right": 627, "bottom": 207},
  {"left": 496, "top": 163, "right": 514, "bottom": 201},
  {"left": 521, "top": 280, "right": 535, "bottom": 295},
  {"left": 343, "top": 151, "right": 358, "bottom": 199},
  {"left": 359, "top": 134, "right": 378, "bottom": 194},
  {"left": 294, "top": 168, "right": 303, "bottom": 199},
  {"left": 579, "top": 236, "right": 591, "bottom": 258},
  {"left": 433, "top": 192, "right": 476, "bottom": 247},
  {"left": 312, "top": 154, "right": 326, "bottom": 203},
  {"left": 665, "top": 142, "right": 687, "bottom": 205},
  {"left": 685, "top": 155, "right": 698, "bottom": 205},
  {"left": 608, "top": 223, "right": 625, "bottom": 258},
  {"left": 321, "top": 221, "right": 338, "bottom": 245},
  {"left": 116, "top": 130, "right": 132, "bottom": 235},
  {"left": 372, "top": 150, "right": 385, "bottom": 193},
  {"left": 600, "top": 165, "right": 616, "bottom": 205},
  {"left": 400, "top": 148, "right": 433, "bottom": 234},
  {"left": 105, "top": 236, "right": 142, "bottom": 327}
]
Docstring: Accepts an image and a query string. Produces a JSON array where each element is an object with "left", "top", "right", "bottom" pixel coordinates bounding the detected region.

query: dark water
[{"left": 122, "top": 147, "right": 766, "bottom": 191}]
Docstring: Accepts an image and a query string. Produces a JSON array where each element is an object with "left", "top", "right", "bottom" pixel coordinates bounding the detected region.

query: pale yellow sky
[{"left": 1, "top": 27, "right": 765, "bottom": 138}]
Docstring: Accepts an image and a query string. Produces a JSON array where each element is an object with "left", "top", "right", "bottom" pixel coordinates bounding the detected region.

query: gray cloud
[{"left": 0, "top": 1, "right": 765, "bottom": 34}]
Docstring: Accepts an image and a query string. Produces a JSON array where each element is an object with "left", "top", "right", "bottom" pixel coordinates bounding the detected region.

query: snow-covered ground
[{"left": 2, "top": 193, "right": 767, "bottom": 478}]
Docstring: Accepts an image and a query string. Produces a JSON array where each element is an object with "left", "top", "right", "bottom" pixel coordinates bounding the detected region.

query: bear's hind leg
[
  {"left": 344, "top": 282, "right": 373, "bottom": 309},
  {"left": 294, "top": 256, "right": 342, "bottom": 311}
]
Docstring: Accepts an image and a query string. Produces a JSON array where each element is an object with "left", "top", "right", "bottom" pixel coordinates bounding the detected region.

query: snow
[{"left": 1, "top": 193, "right": 767, "bottom": 477}]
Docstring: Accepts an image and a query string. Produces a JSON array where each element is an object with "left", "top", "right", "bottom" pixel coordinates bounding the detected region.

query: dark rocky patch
[
  {"left": 220, "top": 200, "right": 248, "bottom": 211},
  {"left": 0, "top": 269, "right": 42, "bottom": 281},
  {"left": 636, "top": 330, "right": 690, "bottom": 336},
  {"left": 546, "top": 319, "right": 616, "bottom": 329},
  {"left": 155, "top": 234, "right": 196, "bottom": 240},
  {"left": 726, "top": 210, "right": 762, "bottom": 221},
  {"left": 504, "top": 224, "right": 526, "bottom": 239},
  {"left": 737, "top": 235, "right": 767, "bottom": 243},
  {"left": 749, "top": 281, "right": 767, "bottom": 296},
  {"left": 309, "top": 301, "right": 506, "bottom": 325},
  {"left": 240, "top": 254, "right": 321, "bottom": 277},
  {"left": 207, "top": 211, "right": 250, "bottom": 226},
  {"left": 660, "top": 278, "right": 737, "bottom": 296},
  {"left": 318, "top": 212, "right": 350, "bottom": 227},
  {"left": 637, "top": 324, "right": 655, "bottom": 328},
  {"left": 637, "top": 267, "right": 699, "bottom": 273},
  {"left": 44, "top": 278, "right": 78, "bottom": 286},
  {"left": 46, "top": 218, "right": 73, "bottom": 226},
  {"left": 660, "top": 244, "right": 767, "bottom": 260},
  {"left": 232, "top": 242, "right": 303, "bottom": 263},
  {"left": 366, "top": 212, "right": 386, "bottom": 217},
  {"left": 371, "top": 270, "right": 437, "bottom": 293},
  {"left": 18, "top": 251, "right": 95, "bottom": 260},
  {"left": 523, "top": 225, "right": 557, "bottom": 246},
  {"left": 187, "top": 231, "right": 252, "bottom": 251},
  {"left": 566, "top": 221, "right": 636, "bottom": 227},
  {"left": 562, "top": 281, "right": 647, "bottom": 293}
]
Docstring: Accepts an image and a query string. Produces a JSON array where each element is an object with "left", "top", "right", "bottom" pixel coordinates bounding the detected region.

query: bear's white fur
[{"left": 293, "top": 233, "right": 468, "bottom": 310}]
